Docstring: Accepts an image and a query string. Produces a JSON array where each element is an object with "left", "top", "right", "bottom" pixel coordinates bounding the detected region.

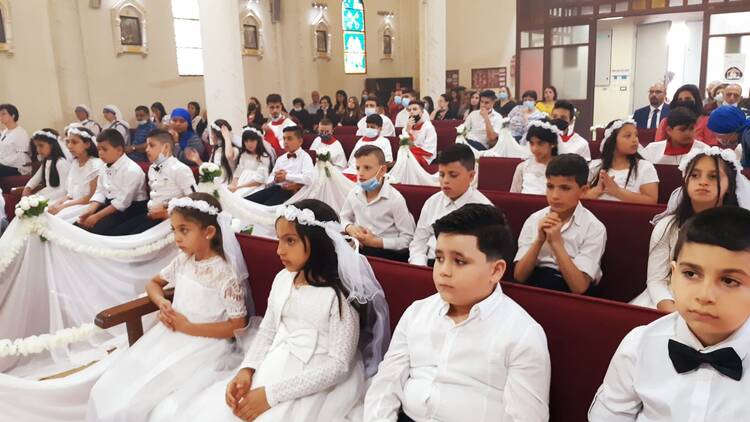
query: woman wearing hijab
[
  {"left": 72, "top": 105, "right": 102, "bottom": 135},
  {"left": 707, "top": 105, "right": 750, "bottom": 168},
  {"left": 169, "top": 108, "right": 205, "bottom": 166},
  {"left": 102, "top": 105, "right": 130, "bottom": 145}
]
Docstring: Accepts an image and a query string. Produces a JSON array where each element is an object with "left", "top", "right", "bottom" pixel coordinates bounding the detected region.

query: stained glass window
[{"left": 342, "top": 0, "right": 366, "bottom": 74}]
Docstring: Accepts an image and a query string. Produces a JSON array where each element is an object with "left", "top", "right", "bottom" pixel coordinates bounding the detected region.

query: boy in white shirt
[
  {"left": 394, "top": 89, "right": 430, "bottom": 128},
  {"left": 341, "top": 145, "right": 415, "bottom": 262},
  {"left": 464, "top": 90, "right": 505, "bottom": 151},
  {"left": 309, "top": 118, "right": 347, "bottom": 170},
  {"left": 550, "top": 100, "right": 592, "bottom": 161},
  {"left": 514, "top": 153, "right": 607, "bottom": 294},
  {"left": 642, "top": 108, "right": 708, "bottom": 165},
  {"left": 246, "top": 126, "right": 314, "bottom": 206},
  {"left": 401, "top": 100, "right": 438, "bottom": 165},
  {"left": 356, "top": 98, "right": 396, "bottom": 137},
  {"left": 262, "top": 93, "right": 297, "bottom": 156},
  {"left": 589, "top": 207, "right": 750, "bottom": 422},
  {"left": 409, "top": 144, "right": 493, "bottom": 266},
  {"left": 343, "top": 114, "right": 394, "bottom": 179},
  {"left": 112, "top": 129, "right": 196, "bottom": 235},
  {"left": 77, "top": 129, "right": 148, "bottom": 235},
  {"left": 365, "top": 203, "right": 551, "bottom": 422},
  {"left": 0, "top": 103, "right": 31, "bottom": 176}
]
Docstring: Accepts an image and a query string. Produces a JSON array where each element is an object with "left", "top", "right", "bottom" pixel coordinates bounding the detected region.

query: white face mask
[
  {"left": 363, "top": 127, "right": 379, "bottom": 138},
  {"left": 137, "top": 119, "right": 149, "bottom": 125},
  {"left": 364, "top": 107, "right": 377, "bottom": 116},
  {"left": 293, "top": 106, "right": 302, "bottom": 112}
]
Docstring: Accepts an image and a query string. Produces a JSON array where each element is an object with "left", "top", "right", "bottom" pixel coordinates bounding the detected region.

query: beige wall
[{"left": 446, "top": 0, "right": 516, "bottom": 93}]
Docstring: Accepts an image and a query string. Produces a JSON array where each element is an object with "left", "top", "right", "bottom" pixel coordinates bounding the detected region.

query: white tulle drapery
[
  {"left": 387, "top": 145, "right": 440, "bottom": 187},
  {"left": 456, "top": 127, "right": 530, "bottom": 159}
]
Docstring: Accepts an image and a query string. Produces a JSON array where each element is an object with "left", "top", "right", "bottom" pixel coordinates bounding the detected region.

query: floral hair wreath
[
  {"left": 678, "top": 146, "right": 743, "bottom": 176},
  {"left": 67, "top": 126, "right": 95, "bottom": 141},
  {"left": 603, "top": 118, "right": 636, "bottom": 142},
  {"left": 275, "top": 205, "right": 329, "bottom": 228},
  {"left": 167, "top": 197, "right": 220, "bottom": 216},
  {"left": 32, "top": 130, "right": 58, "bottom": 142},
  {"left": 527, "top": 119, "right": 562, "bottom": 136},
  {"left": 242, "top": 126, "right": 264, "bottom": 137},
  {"left": 210, "top": 121, "right": 227, "bottom": 133}
]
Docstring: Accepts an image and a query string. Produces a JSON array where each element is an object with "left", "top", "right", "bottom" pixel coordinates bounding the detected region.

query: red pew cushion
[
  {"left": 477, "top": 157, "right": 524, "bottom": 191},
  {"left": 0, "top": 175, "right": 31, "bottom": 193}
]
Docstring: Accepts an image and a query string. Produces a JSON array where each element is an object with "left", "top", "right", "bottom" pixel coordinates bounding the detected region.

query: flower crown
[
  {"left": 275, "top": 205, "right": 328, "bottom": 228},
  {"left": 603, "top": 119, "right": 636, "bottom": 142},
  {"left": 67, "top": 126, "right": 95, "bottom": 141},
  {"left": 242, "top": 126, "right": 263, "bottom": 137},
  {"left": 678, "top": 146, "right": 743, "bottom": 176},
  {"left": 527, "top": 120, "right": 562, "bottom": 136},
  {"left": 167, "top": 197, "right": 220, "bottom": 216},
  {"left": 210, "top": 121, "right": 224, "bottom": 132},
  {"left": 32, "top": 130, "right": 58, "bottom": 142}
]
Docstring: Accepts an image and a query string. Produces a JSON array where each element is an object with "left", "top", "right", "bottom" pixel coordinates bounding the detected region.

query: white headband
[
  {"left": 527, "top": 120, "right": 562, "bottom": 136},
  {"left": 67, "top": 126, "right": 95, "bottom": 141},
  {"left": 601, "top": 119, "right": 636, "bottom": 152},
  {"left": 167, "top": 197, "right": 220, "bottom": 216},
  {"left": 276, "top": 205, "right": 329, "bottom": 228},
  {"left": 679, "top": 146, "right": 743, "bottom": 175},
  {"left": 242, "top": 126, "right": 263, "bottom": 137},
  {"left": 32, "top": 130, "right": 58, "bottom": 142},
  {"left": 211, "top": 122, "right": 222, "bottom": 132}
]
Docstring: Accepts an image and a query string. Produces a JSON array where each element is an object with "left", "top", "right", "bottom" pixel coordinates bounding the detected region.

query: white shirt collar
[
  {"left": 355, "top": 179, "right": 392, "bottom": 202},
  {"left": 109, "top": 153, "right": 129, "bottom": 170},
  {"left": 441, "top": 187, "right": 477, "bottom": 208},
  {"left": 651, "top": 104, "right": 664, "bottom": 113},
  {"left": 675, "top": 313, "right": 750, "bottom": 360},
  {"left": 438, "top": 284, "right": 504, "bottom": 322}
]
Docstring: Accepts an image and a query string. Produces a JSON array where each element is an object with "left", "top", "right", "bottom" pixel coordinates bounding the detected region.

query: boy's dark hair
[
  {"left": 408, "top": 100, "right": 425, "bottom": 110},
  {"left": 266, "top": 93, "right": 283, "bottom": 104},
  {"left": 666, "top": 107, "right": 697, "bottom": 128},
  {"left": 171, "top": 192, "right": 225, "bottom": 259},
  {"left": 433, "top": 203, "right": 514, "bottom": 262},
  {"left": 673, "top": 206, "right": 750, "bottom": 260},
  {"left": 0, "top": 104, "right": 19, "bottom": 121},
  {"left": 282, "top": 125, "right": 303, "bottom": 139},
  {"left": 365, "top": 97, "right": 381, "bottom": 107},
  {"left": 521, "top": 90, "right": 538, "bottom": 101},
  {"left": 353, "top": 144, "right": 386, "bottom": 164},
  {"left": 365, "top": 113, "right": 383, "bottom": 127},
  {"left": 546, "top": 153, "right": 589, "bottom": 187},
  {"left": 552, "top": 100, "right": 576, "bottom": 120},
  {"left": 401, "top": 88, "right": 415, "bottom": 97},
  {"left": 526, "top": 118, "right": 561, "bottom": 156},
  {"left": 97, "top": 128, "right": 126, "bottom": 149},
  {"left": 479, "top": 90, "right": 497, "bottom": 100},
  {"left": 147, "top": 128, "right": 174, "bottom": 146},
  {"left": 293, "top": 97, "right": 305, "bottom": 107},
  {"left": 434, "top": 143, "right": 475, "bottom": 171},
  {"left": 318, "top": 118, "right": 334, "bottom": 127},
  {"left": 135, "top": 105, "right": 150, "bottom": 115}
]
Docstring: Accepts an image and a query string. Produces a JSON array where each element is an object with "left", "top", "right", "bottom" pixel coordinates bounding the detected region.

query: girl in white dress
[
  {"left": 183, "top": 198, "right": 390, "bottom": 422},
  {"left": 510, "top": 119, "right": 560, "bottom": 195},
  {"left": 230, "top": 127, "right": 273, "bottom": 197},
  {"left": 86, "top": 192, "right": 250, "bottom": 422},
  {"left": 186, "top": 119, "right": 239, "bottom": 185},
  {"left": 631, "top": 147, "right": 750, "bottom": 311},
  {"left": 48, "top": 126, "right": 103, "bottom": 221},
  {"left": 22, "top": 128, "right": 70, "bottom": 202},
  {"left": 586, "top": 119, "right": 659, "bottom": 204}
]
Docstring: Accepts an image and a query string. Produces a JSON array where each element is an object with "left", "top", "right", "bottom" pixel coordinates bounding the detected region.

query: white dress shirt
[
  {"left": 647, "top": 105, "right": 664, "bottom": 129},
  {"left": 91, "top": 154, "right": 148, "bottom": 211},
  {"left": 589, "top": 312, "right": 750, "bottom": 422},
  {"left": 147, "top": 156, "right": 196, "bottom": 208},
  {"left": 465, "top": 109, "right": 506, "bottom": 149},
  {"left": 364, "top": 285, "right": 551, "bottom": 422},
  {"left": 558, "top": 131, "right": 592, "bottom": 161},
  {"left": 401, "top": 121, "right": 438, "bottom": 162},
  {"left": 67, "top": 157, "right": 104, "bottom": 200},
  {"left": 510, "top": 159, "right": 548, "bottom": 195},
  {"left": 266, "top": 148, "right": 315, "bottom": 187},
  {"left": 340, "top": 182, "right": 416, "bottom": 251},
  {"left": 310, "top": 136, "right": 348, "bottom": 169},
  {"left": 514, "top": 202, "right": 607, "bottom": 283},
  {"left": 0, "top": 126, "right": 31, "bottom": 174},
  {"left": 344, "top": 136, "right": 394, "bottom": 174},
  {"left": 641, "top": 140, "right": 709, "bottom": 165},
  {"left": 395, "top": 109, "right": 431, "bottom": 128},
  {"left": 588, "top": 159, "right": 660, "bottom": 201},
  {"left": 25, "top": 158, "right": 71, "bottom": 201},
  {"left": 356, "top": 114, "right": 396, "bottom": 137},
  {"left": 408, "top": 188, "right": 493, "bottom": 266}
]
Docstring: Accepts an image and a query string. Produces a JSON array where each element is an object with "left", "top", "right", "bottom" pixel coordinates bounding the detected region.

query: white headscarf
[
  {"left": 74, "top": 104, "right": 92, "bottom": 120},
  {"left": 102, "top": 104, "right": 130, "bottom": 128}
]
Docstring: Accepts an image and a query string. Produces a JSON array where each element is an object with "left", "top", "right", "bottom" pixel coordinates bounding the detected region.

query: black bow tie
[
  {"left": 668, "top": 339, "right": 743, "bottom": 381},
  {"left": 153, "top": 165, "right": 162, "bottom": 172},
  {"left": 287, "top": 153, "right": 297, "bottom": 159}
]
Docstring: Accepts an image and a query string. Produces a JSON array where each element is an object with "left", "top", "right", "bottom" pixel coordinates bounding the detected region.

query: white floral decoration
[
  {"left": 31, "top": 130, "right": 58, "bottom": 142},
  {"left": 210, "top": 121, "right": 222, "bottom": 132},
  {"left": 603, "top": 118, "right": 636, "bottom": 142},
  {"left": 678, "top": 146, "right": 743, "bottom": 176},
  {"left": 167, "top": 197, "right": 220, "bottom": 216},
  {"left": 0, "top": 323, "right": 100, "bottom": 358},
  {"left": 276, "top": 205, "right": 327, "bottom": 228},
  {"left": 527, "top": 119, "right": 563, "bottom": 135},
  {"left": 242, "top": 126, "right": 263, "bottom": 137},
  {"left": 67, "top": 126, "right": 95, "bottom": 141}
]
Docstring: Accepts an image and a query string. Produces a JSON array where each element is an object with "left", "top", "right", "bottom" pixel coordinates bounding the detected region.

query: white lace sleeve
[
  {"left": 220, "top": 270, "right": 247, "bottom": 319},
  {"left": 265, "top": 298, "right": 360, "bottom": 406},
  {"left": 158, "top": 253, "right": 184, "bottom": 284}
]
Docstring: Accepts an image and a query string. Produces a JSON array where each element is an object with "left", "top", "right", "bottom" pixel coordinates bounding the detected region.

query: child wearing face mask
[
  {"left": 126, "top": 105, "right": 156, "bottom": 162},
  {"left": 310, "top": 118, "right": 347, "bottom": 170},
  {"left": 356, "top": 98, "right": 396, "bottom": 137},
  {"left": 343, "top": 114, "right": 394, "bottom": 180},
  {"left": 341, "top": 144, "right": 416, "bottom": 262},
  {"left": 289, "top": 97, "right": 313, "bottom": 132}
]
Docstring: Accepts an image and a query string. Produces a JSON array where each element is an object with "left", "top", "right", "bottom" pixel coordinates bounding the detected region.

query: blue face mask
[
  {"left": 402, "top": 98, "right": 411, "bottom": 107},
  {"left": 359, "top": 173, "right": 382, "bottom": 192},
  {"left": 154, "top": 151, "right": 169, "bottom": 166},
  {"left": 524, "top": 100, "right": 536, "bottom": 110},
  {"left": 498, "top": 92, "right": 509, "bottom": 101},
  {"left": 394, "top": 96, "right": 402, "bottom": 105}
]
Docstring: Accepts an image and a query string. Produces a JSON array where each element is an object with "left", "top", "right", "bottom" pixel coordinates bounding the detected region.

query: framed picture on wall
[
  {"left": 119, "top": 15, "right": 142, "bottom": 46},
  {"left": 244, "top": 24, "right": 259, "bottom": 50},
  {"left": 316, "top": 30, "right": 328, "bottom": 53},
  {"left": 446, "top": 70, "right": 459, "bottom": 90},
  {"left": 383, "top": 34, "right": 392, "bottom": 55},
  {"left": 471, "top": 67, "right": 507, "bottom": 90}
]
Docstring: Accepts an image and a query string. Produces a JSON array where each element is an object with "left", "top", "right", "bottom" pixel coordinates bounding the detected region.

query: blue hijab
[
  {"left": 170, "top": 108, "right": 195, "bottom": 150},
  {"left": 707, "top": 105, "right": 750, "bottom": 134}
]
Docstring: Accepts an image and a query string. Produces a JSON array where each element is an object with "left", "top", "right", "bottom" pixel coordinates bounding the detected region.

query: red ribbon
[
  {"left": 664, "top": 140, "right": 693, "bottom": 156},
  {"left": 264, "top": 129, "right": 284, "bottom": 155},
  {"left": 362, "top": 136, "right": 378, "bottom": 142},
  {"left": 410, "top": 146, "right": 432, "bottom": 166}
]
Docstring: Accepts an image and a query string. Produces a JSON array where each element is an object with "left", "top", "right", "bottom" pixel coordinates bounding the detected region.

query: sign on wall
[
  {"left": 471, "top": 67, "right": 507, "bottom": 90},
  {"left": 724, "top": 54, "right": 745, "bottom": 83}
]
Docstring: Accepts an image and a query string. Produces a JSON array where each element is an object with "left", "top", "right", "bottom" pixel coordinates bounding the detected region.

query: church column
[
  {"left": 418, "top": 0, "right": 446, "bottom": 99},
  {"left": 197, "top": 0, "right": 247, "bottom": 132}
]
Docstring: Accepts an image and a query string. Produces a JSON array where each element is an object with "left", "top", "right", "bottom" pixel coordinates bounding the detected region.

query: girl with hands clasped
[{"left": 86, "top": 192, "right": 251, "bottom": 422}]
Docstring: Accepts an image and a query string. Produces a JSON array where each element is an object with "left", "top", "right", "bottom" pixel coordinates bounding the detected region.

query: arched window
[
  {"left": 342, "top": 0, "right": 366, "bottom": 74},
  {"left": 0, "top": 0, "right": 12, "bottom": 54},
  {"left": 171, "top": 0, "right": 202, "bottom": 76},
  {"left": 241, "top": 9, "right": 263, "bottom": 57},
  {"left": 111, "top": 0, "right": 148, "bottom": 56}
]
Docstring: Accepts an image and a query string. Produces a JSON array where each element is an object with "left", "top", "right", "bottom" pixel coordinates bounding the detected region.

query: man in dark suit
[{"left": 632, "top": 82, "right": 670, "bottom": 129}]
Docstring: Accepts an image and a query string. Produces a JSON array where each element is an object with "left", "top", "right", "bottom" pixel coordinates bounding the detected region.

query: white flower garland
[
  {"left": 242, "top": 126, "right": 263, "bottom": 137},
  {"left": 679, "top": 146, "right": 743, "bottom": 175},
  {"left": 603, "top": 118, "right": 637, "bottom": 143},
  {"left": 527, "top": 119, "right": 563, "bottom": 135},
  {"left": 167, "top": 197, "right": 220, "bottom": 216},
  {"left": 0, "top": 323, "right": 100, "bottom": 358},
  {"left": 276, "top": 205, "right": 326, "bottom": 228},
  {"left": 32, "top": 130, "right": 59, "bottom": 142},
  {"left": 67, "top": 126, "right": 95, "bottom": 141}
]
